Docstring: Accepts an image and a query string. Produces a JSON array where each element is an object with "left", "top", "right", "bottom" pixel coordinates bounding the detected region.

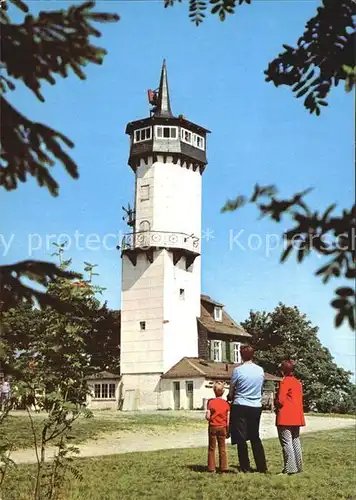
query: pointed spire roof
[{"left": 154, "top": 59, "right": 173, "bottom": 118}]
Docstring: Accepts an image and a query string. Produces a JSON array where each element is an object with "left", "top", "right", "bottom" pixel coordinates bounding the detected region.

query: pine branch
[
  {"left": 0, "top": 96, "right": 78, "bottom": 195},
  {"left": 0, "top": 260, "right": 81, "bottom": 312},
  {"left": 0, "top": 1, "right": 119, "bottom": 195}
]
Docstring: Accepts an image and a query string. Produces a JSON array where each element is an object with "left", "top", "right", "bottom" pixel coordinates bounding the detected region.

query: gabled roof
[
  {"left": 162, "top": 357, "right": 281, "bottom": 381},
  {"left": 86, "top": 371, "right": 121, "bottom": 380},
  {"left": 199, "top": 294, "right": 251, "bottom": 339}
]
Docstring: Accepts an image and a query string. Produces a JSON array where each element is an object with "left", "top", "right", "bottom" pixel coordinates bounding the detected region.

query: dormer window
[
  {"left": 134, "top": 127, "right": 152, "bottom": 143},
  {"left": 214, "top": 306, "right": 222, "bottom": 322}
]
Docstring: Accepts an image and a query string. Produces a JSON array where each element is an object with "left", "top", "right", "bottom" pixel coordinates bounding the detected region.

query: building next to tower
[{"left": 85, "top": 61, "right": 280, "bottom": 411}]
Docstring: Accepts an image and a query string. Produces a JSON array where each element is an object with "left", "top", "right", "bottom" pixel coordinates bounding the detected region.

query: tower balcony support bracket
[{"left": 120, "top": 231, "right": 200, "bottom": 268}]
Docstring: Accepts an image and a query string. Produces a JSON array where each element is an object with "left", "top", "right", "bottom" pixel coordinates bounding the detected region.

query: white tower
[{"left": 120, "top": 61, "right": 210, "bottom": 410}]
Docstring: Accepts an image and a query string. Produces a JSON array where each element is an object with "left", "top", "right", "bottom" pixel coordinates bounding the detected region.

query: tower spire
[{"left": 155, "top": 59, "right": 173, "bottom": 118}]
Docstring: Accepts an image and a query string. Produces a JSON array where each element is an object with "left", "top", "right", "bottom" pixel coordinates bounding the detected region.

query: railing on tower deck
[{"left": 121, "top": 231, "right": 200, "bottom": 254}]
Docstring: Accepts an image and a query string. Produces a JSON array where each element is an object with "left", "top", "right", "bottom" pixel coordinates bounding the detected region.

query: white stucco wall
[
  {"left": 86, "top": 379, "right": 120, "bottom": 410},
  {"left": 160, "top": 377, "right": 206, "bottom": 410},
  {"left": 120, "top": 250, "right": 165, "bottom": 375},
  {"left": 162, "top": 252, "right": 200, "bottom": 372},
  {"left": 135, "top": 157, "right": 202, "bottom": 239},
  {"left": 120, "top": 157, "right": 203, "bottom": 409},
  {"left": 159, "top": 378, "right": 232, "bottom": 410},
  {"left": 121, "top": 373, "right": 161, "bottom": 411}
]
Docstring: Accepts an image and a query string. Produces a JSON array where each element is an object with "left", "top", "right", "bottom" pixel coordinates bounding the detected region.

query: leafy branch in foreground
[
  {"left": 0, "top": 1, "right": 119, "bottom": 313},
  {"left": 222, "top": 185, "right": 356, "bottom": 330},
  {"left": 1, "top": 0, "right": 119, "bottom": 195},
  {"left": 165, "top": 0, "right": 355, "bottom": 114},
  {"left": 0, "top": 260, "right": 81, "bottom": 313}
]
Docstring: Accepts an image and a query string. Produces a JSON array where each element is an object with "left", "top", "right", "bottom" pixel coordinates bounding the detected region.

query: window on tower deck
[
  {"left": 194, "top": 134, "right": 205, "bottom": 150},
  {"left": 140, "top": 321, "right": 146, "bottom": 331},
  {"left": 179, "top": 288, "right": 185, "bottom": 299},
  {"left": 214, "top": 307, "right": 222, "bottom": 322},
  {"left": 181, "top": 128, "right": 192, "bottom": 145},
  {"left": 134, "top": 127, "right": 152, "bottom": 143},
  {"left": 155, "top": 126, "right": 177, "bottom": 139}
]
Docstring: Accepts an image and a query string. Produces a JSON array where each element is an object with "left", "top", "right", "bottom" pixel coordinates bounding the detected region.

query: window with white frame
[
  {"left": 181, "top": 128, "right": 192, "bottom": 145},
  {"left": 193, "top": 134, "right": 205, "bottom": 150},
  {"left": 212, "top": 340, "right": 222, "bottom": 362},
  {"left": 93, "top": 383, "right": 116, "bottom": 399},
  {"left": 233, "top": 342, "right": 241, "bottom": 364},
  {"left": 155, "top": 126, "right": 178, "bottom": 139},
  {"left": 214, "top": 307, "right": 222, "bottom": 322},
  {"left": 134, "top": 127, "right": 152, "bottom": 143}
]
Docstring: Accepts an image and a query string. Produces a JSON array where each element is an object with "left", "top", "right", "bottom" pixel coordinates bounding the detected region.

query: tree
[
  {"left": 166, "top": 0, "right": 355, "bottom": 329},
  {"left": 242, "top": 303, "right": 355, "bottom": 412},
  {"left": 2, "top": 250, "right": 120, "bottom": 381},
  {"left": 0, "top": 0, "right": 119, "bottom": 311},
  {"left": 1, "top": 252, "right": 120, "bottom": 498}
]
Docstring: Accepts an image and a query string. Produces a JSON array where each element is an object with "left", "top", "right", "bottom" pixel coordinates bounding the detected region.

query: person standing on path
[
  {"left": 275, "top": 360, "right": 305, "bottom": 475},
  {"left": 1, "top": 377, "right": 11, "bottom": 408},
  {"left": 205, "top": 381, "right": 230, "bottom": 473},
  {"left": 228, "top": 345, "right": 268, "bottom": 473}
]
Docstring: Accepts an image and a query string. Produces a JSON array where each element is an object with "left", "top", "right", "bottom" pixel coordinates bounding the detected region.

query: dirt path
[{"left": 10, "top": 414, "right": 355, "bottom": 465}]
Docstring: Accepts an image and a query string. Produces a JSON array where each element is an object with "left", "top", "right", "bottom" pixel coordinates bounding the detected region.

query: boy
[{"left": 205, "top": 381, "right": 230, "bottom": 473}]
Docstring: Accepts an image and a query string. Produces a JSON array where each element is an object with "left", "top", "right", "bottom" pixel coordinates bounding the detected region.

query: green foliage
[
  {"left": 1, "top": 0, "right": 119, "bottom": 194},
  {"left": 168, "top": 0, "right": 355, "bottom": 114},
  {"left": 222, "top": 186, "right": 356, "bottom": 330},
  {"left": 2, "top": 429, "right": 356, "bottom": 499},
  {"left": 171, "top": 0, "right": 354, "bottom": 327},
  {"left": 241, "top": 303, "right": 355, "bottom": 412},
  {"left": 2, "top": 257, "right": 120, "bottom": 384},
  {"left": 0, "top": 0, "right": 119, "bottom": 317},
  {"left": 264, "top": 0, "right": 355, "bottom": 116},
  {"left": 1, "top": 251, "right": 120, "bottom": 498}
]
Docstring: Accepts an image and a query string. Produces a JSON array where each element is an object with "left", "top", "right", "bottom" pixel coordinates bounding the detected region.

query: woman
[{"left": 275, "top": 360, "right": 305, "bottom": 475}]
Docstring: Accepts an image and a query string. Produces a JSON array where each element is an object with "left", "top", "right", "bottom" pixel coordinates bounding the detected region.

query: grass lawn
[
  {"left": 2, "top": 428, "right": 355, "bottom": 500},
  {"left": 0, "top": 412, "right": 205, "bottom": 450},
  {"left": 305, "top": 412, "right": 355, "bottom": 419}
]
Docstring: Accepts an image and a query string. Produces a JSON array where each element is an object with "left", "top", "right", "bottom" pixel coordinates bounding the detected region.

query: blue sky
[{"left": 2, "top": 1, "right": 355, "bottom": 377}]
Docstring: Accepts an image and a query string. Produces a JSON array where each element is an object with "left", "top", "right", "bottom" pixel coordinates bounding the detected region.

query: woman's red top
[{"left": 276, "top": 375, "right": 306, "bottom": 427}]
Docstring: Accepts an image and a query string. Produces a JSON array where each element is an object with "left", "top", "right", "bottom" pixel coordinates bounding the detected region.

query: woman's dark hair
[
  {"left": 281, "top": 360, "right": 295, "bottom": 376},
  {"left": 240, "top": 345, "right": 254, "bottom": 362}
]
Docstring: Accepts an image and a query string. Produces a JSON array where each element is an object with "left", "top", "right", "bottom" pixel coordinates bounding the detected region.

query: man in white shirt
[{"left": 228, "top": 345, "right": 267, "bottom": 473}]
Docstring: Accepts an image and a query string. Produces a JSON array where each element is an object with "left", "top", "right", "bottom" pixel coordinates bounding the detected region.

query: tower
[{"left": 120, "top": 61, "right": 210, "bottom": 410}]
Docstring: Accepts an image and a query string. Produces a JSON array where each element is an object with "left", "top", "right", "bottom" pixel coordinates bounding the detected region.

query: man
[{"left": 228, "top": 345, "right": 267, "bottom": 473}]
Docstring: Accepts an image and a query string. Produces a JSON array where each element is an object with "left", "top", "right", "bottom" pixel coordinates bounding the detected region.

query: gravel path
[{"left": 10, "top": 414, "right": 355, "bottom": 465}]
